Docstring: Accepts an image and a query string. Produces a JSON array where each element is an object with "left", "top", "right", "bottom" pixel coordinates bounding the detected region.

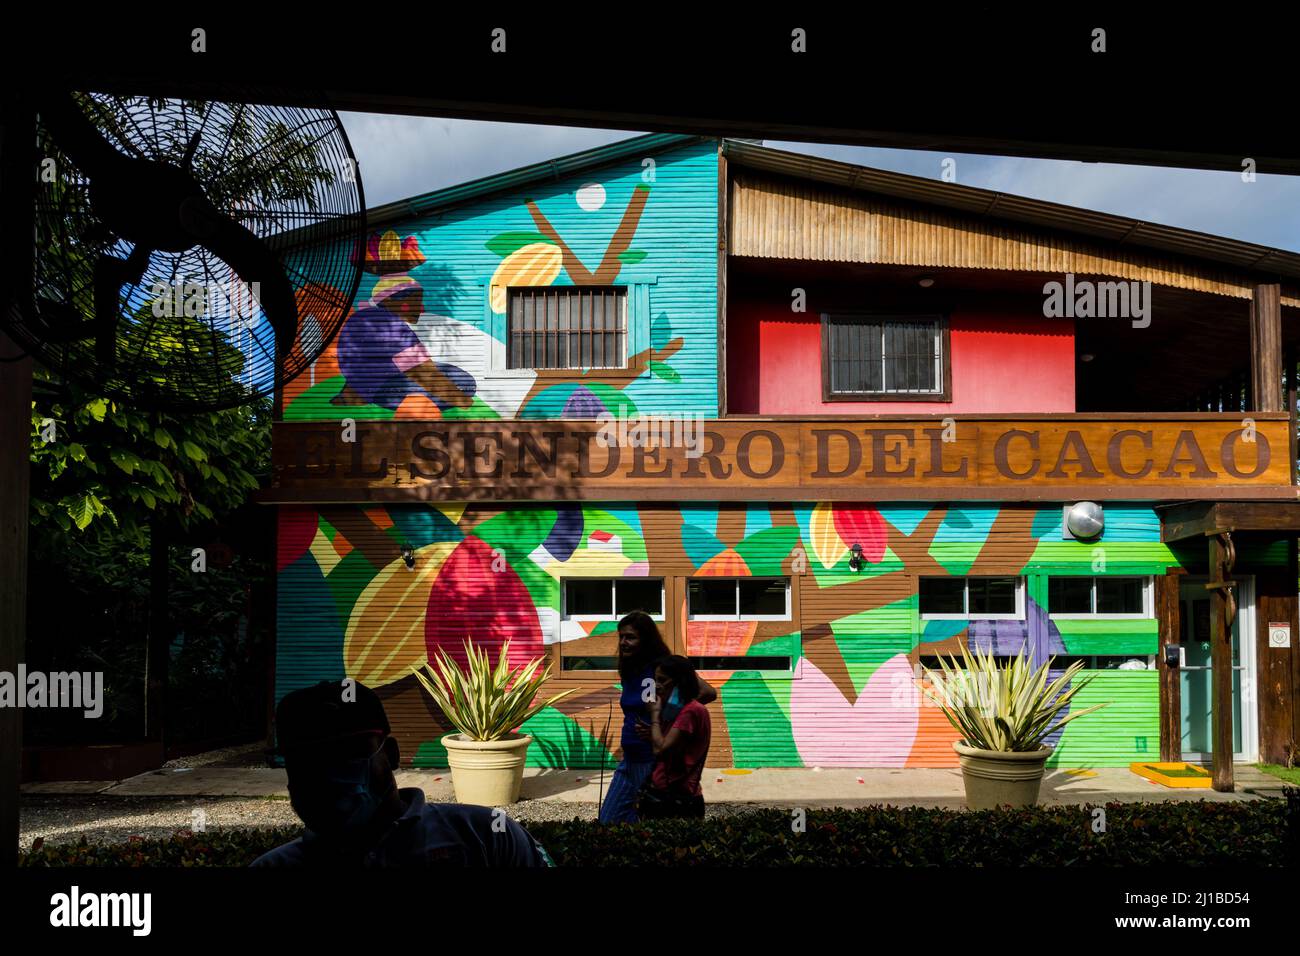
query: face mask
[
  {"left": 324, "top": 754, "right": 385, "bottom": 833},
  {"left": 293, "top": 741, "right": 391, "bottom": 839}
]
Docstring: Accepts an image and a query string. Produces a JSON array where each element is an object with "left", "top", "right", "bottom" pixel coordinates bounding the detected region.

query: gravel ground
[
  {"left": 19, "top": 793, "right": 785, "bottom": 848},
  {"left": 162, "top": 742, "right": 271, "bottom": 770}
]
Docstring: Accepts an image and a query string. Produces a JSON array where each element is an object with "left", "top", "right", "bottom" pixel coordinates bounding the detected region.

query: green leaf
[
  {"left": 67, "top": 443, "right": 88, "bottom": 462},
  {"left": 647, "top": 361, "right": 681, "bottom": 383},
  {"left": 180, "top": 440, "right": 207, "bottom": 463},
  {"left": 85, "top": 399, "right": 109, "bottom": 422},
  {"left": 67, "top": 495, "right": 94, "bottom": 530},
  {"left": 153, "top": 427, "right": 173, "bottom": 449},
  {"left": 618, "top": 249, "right": 648, "bottom": 264},
  {"left": 109, "top": 449, "right": 136, "bottom": 475},
  {"left": 485, "top": 232, "right": 554, "bottom": 257}
]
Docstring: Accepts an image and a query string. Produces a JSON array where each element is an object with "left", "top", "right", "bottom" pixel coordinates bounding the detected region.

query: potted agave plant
[
  {"left": 922, "top": 644, "right": 1107, "bottom": 809},
  {"left": 414, "top": 639, "right": 574, "bottom": 806}
]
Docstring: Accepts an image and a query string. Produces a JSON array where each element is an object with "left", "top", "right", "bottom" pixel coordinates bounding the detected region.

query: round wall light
[{"left": 1064, "top": 501, "right": 1104, "bottom": 540}]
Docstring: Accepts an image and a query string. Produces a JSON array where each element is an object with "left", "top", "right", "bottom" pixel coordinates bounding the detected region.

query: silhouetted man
[{"left": 252, "top": 680, "right": 551, "bottom": 867}]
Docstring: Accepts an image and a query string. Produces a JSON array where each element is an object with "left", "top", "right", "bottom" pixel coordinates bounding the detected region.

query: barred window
[
  {"left": 508, "top": 287, "right": 627, "bottom": 370},
  {"left": 822, "top": 314, "right": 946, "bottom": 398}
]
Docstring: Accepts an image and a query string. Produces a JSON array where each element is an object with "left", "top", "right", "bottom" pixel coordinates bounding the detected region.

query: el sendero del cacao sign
[{"left": 263, "top": 415, "right": 1299, "bottom": 503}]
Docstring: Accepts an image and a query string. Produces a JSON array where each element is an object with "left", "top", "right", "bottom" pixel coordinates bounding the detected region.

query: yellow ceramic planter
[{"left": 441, "top": 733, "right": 532, "bottom": 806}]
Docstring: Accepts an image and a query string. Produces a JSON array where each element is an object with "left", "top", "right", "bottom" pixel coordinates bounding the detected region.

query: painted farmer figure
[{"left": 253, "top": 680, "right": 550, "bottom": 867}]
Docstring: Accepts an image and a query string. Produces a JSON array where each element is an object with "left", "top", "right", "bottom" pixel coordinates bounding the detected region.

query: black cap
[{"left": 272, "top": 680, "right": 391, "bottom": 756}]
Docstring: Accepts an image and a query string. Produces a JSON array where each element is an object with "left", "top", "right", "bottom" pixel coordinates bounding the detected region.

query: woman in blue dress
[{"left": 598, "top": 610, "right": 716, "bottom": 824}]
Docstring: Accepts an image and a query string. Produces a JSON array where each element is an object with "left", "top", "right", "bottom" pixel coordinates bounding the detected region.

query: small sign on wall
[{"left": 1268, "top": 622, "right": 1291, "bottom": 648}]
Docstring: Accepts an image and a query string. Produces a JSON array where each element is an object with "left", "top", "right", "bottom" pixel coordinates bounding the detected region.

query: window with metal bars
[
  {"left": 821, "top": 314, "right": 948, "bottom": 399},
  {"left": 507, "top": 287, "right": 627, "bottom": 370}
]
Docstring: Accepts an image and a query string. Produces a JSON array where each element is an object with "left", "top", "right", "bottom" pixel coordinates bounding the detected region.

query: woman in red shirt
[{"left": 641, "top": 655, "right": 712, "bottom": 819}]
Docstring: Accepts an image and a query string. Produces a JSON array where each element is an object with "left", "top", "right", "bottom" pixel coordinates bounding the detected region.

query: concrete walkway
[{"left": 21, "top": 763, "right": 1287, "bottom": 807}]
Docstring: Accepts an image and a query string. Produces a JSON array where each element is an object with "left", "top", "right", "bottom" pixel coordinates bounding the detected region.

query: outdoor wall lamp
[
  {"left": 1063, "top": 501, "right": 1105, "bottom": 540},
  {"left": 401, "top": 543, "right": 416, "bottom": 570},
  {"left": 848, "top": 542, "right": 865, "bottom": 571}
]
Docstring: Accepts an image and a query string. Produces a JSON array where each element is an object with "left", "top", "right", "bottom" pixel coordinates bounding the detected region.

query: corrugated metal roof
[
  {"left": 723, "top": 140, "right": 1300, "bottom": 284},
  {"left": 365, "top": 132, "right": 708, "bottom": 226}
]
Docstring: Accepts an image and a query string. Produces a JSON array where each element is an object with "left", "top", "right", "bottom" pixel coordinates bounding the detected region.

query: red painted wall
[{"left": 727, "top": 302, "right": 1076, "bottom": 415}]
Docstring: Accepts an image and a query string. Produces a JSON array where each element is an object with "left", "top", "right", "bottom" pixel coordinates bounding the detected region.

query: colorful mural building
[{"left": 261, "top": 134, "right": 1300, "bottom": 784}]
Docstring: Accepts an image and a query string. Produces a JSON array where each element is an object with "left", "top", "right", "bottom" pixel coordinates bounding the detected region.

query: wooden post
[
  {"left": 1250, "top": 281, "right": 1283, "bottom": 412},
  {"left": 1, "top": 97, "right": 35, "bottom": 868},
  {"left": 144, "top": 520, "right": 169, "bottom": 744},
  {"left": 1255, "top": 540, "right": 1299, "bottom": 765},
  {"left": 1208, "top": 534, "right": 1235, "bottom": 791},
  {"left": 1288, "top": 346, "right": 1297, "bottom": 485},
  {"left": 0, "top": 330, "right": 30, "bottom": 868}
]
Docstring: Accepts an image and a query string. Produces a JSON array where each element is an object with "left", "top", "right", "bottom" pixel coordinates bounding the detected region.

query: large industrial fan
[{"left": 4, "top": 91, "right": 365, "bottom": 410}]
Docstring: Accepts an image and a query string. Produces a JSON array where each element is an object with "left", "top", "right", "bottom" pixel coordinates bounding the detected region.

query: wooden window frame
[{"left": 820, "top": 311, "right": 952, "bottom": 402}]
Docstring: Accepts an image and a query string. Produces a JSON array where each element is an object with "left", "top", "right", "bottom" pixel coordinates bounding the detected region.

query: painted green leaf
[
  {"left": 618, "top": 249, "right": 648, "bottom": 264},
  {"left": 648, "top": 361, "right": 681, "bottom": 383},
  {"left": 650, "top": 312, "right": 673, "bottom": 350},
  {"left": 485, "top": 232, "right": 555, "bottom": 257}
]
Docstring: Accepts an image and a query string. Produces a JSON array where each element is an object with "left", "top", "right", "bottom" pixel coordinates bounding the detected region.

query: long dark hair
[
  {"left": 654, "top": 655, "right": 701, "bottom": 703},
  {"left": 616, "top": 610, "right": 671, "bottom": 681}
]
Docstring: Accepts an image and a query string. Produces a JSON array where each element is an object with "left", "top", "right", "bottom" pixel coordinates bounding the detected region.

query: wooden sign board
[{"left": 262, "top": 416, "right": 1298, "bottom": 503}]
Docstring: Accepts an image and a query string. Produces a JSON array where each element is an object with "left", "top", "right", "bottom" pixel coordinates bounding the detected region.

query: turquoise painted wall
[{"left": 281, "top": 138, "right": 719, "bottom": 422}]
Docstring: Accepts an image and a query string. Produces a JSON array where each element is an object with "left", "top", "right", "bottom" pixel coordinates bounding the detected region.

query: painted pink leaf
[
  {"left": 831, "top": 506, "right": 888, "bottom": 564},
  {"left": 425, "top": 535, "right": 544, "bottom": 672},
  {"left": 789, "top": 656, "right": 918, "bottom": 767}
]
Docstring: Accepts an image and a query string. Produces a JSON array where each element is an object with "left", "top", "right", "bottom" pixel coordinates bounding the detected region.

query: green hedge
[{"left": 19, "top": 798, "right": 1293, "bottom": 867}]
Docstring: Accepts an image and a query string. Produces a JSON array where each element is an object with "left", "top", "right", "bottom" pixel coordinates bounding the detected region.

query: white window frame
[
  {"left": 504, "top": 286, "right": 629, "bottom": 372},
  {"left": 561, "top": 577, "right": 664, "bottom": 622},
  {"left": 919, "top": 576, "right": 1026, "bottom": 621},
  {"left": 1048, "top": 575, "right": 1154, "bottom": 620},
  {"left": 687, "top": 577, "right": 792, "bottom": 622}
]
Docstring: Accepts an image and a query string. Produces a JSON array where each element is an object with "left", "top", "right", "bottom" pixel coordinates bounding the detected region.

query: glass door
[{"left": 1177, "top": 577, "right": 1256, "bottom": 762}]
